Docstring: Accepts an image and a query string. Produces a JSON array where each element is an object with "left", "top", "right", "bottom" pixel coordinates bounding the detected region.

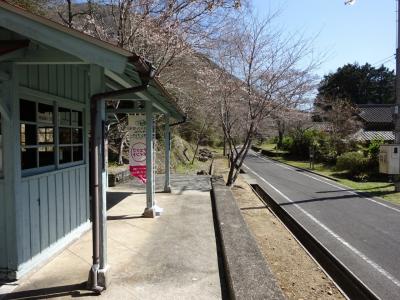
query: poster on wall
[{"left": 128, "top": 115, "right": 147, "bottom": 183}]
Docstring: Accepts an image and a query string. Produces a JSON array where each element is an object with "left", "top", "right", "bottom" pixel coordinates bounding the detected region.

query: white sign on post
[{"left": 128, "top": 115, "right": 147, "bottom": 183}]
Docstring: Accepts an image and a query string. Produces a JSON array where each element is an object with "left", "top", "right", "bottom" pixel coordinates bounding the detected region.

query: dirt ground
[{"left": 214, "top": 158, "right": 345, "bottom": 300}]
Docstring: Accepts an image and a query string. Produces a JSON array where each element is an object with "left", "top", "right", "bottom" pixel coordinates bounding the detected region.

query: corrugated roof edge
[
  {"left": 0, "top": 0, "right": 133, "bottom": 57},
  {"left": 0, "top": 0, "right": 156, "bottom": 71},
  {"left": 1, "top": 0, "right": 185, "bottom": 120}
]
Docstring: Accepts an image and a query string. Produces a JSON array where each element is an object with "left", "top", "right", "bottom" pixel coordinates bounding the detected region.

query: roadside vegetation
[
  {"left": 108, "top": 126, "right": 220, "bottom": 175},
  {"left": 254, "top": 137, "right": 400, "bottom": 205},
  {"left": 253, "top": 58, "right": 398, "bottom": 204}
]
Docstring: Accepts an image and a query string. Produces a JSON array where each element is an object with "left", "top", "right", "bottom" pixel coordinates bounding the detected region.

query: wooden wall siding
[
  {"left": 18, "top": 65, "right": 88, "bottom": 104},
  {"left": 0, "top": 179, "right": 6, "bottom": 269},
  {"left": 19, "top": 166, "right": 88, "bottom": 263}
]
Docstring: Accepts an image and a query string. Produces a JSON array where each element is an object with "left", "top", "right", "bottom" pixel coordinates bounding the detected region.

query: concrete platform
[{"left": 1, "top": 175, "right": 223, "bottom": 300}]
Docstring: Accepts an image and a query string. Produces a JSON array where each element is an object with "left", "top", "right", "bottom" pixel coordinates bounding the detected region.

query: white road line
[
  {"left": 243, "top": 164, "right": 400, "bottom": 289},
  {"left": 249, "top": 151, "right": 400, "bottom": 214}
]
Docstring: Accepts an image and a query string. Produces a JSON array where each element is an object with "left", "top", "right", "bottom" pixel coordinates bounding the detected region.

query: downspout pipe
[
  {"left": 89, "top": 62, "right": 156, "bottom": 293},
  {"left": 165, "top": 116, "right": 186, "bottom": 152}
]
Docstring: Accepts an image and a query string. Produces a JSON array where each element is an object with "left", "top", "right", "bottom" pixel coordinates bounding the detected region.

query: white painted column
[
  {"left": 98, "top": 99, "right": 107, "bottom": 270},
  {"left": 143, "top": 101, "right": 156, "bottom": 217},
  {"left": 164, "top": 114, "right": 171, "bottom": 192}
]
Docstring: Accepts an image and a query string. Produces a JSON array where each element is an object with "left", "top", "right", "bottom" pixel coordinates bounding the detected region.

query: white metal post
[
  {"left": 143, "top": 101, "right": 155, "bottom": 217},
  {"left": 164, "top": 115, "right": 171, "bottom": 192},
  {"left": 98, "top": 99, "right": 107, "bottom": 269},
  {"left": 394, "top": 0, "right": 400, "bottom": 191}
]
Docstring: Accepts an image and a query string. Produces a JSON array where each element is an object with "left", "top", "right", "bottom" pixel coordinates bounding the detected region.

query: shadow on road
[
  {"left": 280, "top": 188, "right": 398, "bottom": 207},
  {"left": 316, "top": 184, "right": 393, "bottom": 193},
  {"left": 279, "top": 193, "right": 362, "bottom": 206}
]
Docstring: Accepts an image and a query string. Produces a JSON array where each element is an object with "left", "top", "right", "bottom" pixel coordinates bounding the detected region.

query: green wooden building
[{"left": 0, "top": 1, "right": 184, "bottom": 289}]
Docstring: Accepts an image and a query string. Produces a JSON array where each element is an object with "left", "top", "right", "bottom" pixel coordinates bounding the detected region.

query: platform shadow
[
  {"left": 240, "top": 206, "right": 267, "bottom": 211},
  {"left": 3, "top": 282, "right": 96, "bottom": 299},
  {"left": 107, "top": 214, "right": 143, "bottom": 221},
  {"left": 106, "top": 192, "right": 132, "bottom": 210}
]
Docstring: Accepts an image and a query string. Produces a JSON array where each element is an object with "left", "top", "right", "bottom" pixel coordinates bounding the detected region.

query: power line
[{"left": 372, "top": 54, "right": 395, "bottom": 67}]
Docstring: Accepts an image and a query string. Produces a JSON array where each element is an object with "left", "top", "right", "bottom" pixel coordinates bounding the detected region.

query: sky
[{"left": 252, "top": 0, "right": 397, "bottom": 78}]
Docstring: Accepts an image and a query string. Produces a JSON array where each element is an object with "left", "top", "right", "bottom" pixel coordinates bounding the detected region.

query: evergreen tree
[{"left": 317, "top": 63, "right": 395, "bottom": 105}]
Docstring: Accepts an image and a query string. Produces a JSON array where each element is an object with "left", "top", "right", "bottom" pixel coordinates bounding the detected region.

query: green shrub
[
  {"left": 283, "top": 129, "right": 324, "bottom": 160},
  {"left": 336, "top": 151, "right": 369, "bottom": 177},
  {"left": 281, "top": 136, "right": 294, "bottom": 151},
  {"left": 367, "top": 139, "right": 384, "bottom": 160},
  {"left": 271, "top": 136, "right": 279, "bottom": 144}
]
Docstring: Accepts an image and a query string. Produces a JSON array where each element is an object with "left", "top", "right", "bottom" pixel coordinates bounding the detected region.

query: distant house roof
[
  {"left": 358, "top": 104, "right": 395, "bottom": 124},
  {"left": 353, "top": 129, "right": 394, "bottom": 142}
]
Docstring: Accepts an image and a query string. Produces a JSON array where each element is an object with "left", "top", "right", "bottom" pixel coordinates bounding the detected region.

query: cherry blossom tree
[{"left": 208, "top": 13, "right": 319, "bottom": 185}]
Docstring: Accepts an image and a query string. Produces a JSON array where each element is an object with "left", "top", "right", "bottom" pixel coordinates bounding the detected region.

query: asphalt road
[{"left": 243, "top": 150, "right": 400, "bottom": 300}]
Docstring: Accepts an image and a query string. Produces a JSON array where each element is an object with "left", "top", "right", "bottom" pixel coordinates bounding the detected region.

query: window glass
[
  {"left": 20, "top": 99, "right": 36, "bottom": 122},
  {"left": 19, "top": 100, "right": 84, "bottom": 173},
  {"left": 59, "top": 107, "right": 70, "bottom": 126},
  {"left": 38, "top": 103, "right": 53, "bottom": 124},
  {"left": 73, "top": 146, "right": 83, "bottom": 162},
  {"left": 38, "top": 127, "right": 54, "bottom": 144},
  {"left": 72, "top": 128, "right": 82, "bottom": 144},
  {"left": 71, "top": 110, "right": 82, "bottom": 127},
  {"left": 21, "top": 148, "right": 37, "bottom": 170},
  {"left": 59, "top": 146, "right": 72, "bottom": 164},
  {"left": 59, "top": 107, "right": 83, "bottom": 164},
  {"left": 39, "top": 146, "right": 54, "bottom": 167},
  {"left": 20, "top": 99, "right": 55, "bottom": 171},
  {"left": 20, "top": 124, "right": 37, "bottom": 146},
  {"left": 59, "top": 127, "right": 71, "bottom": 144}
]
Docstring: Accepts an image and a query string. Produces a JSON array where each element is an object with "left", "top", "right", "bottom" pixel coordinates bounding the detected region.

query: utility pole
[
  {"left": 347, "top": 0, "right": 400, "bottom": 190},
  {"left": 395, "top": 0, "right": 400, "bottom": 191}
]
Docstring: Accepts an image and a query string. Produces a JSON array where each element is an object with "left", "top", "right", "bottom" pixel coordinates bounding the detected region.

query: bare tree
[
  {"left": 316, "top": 97, "right": 361, "bottom": 155},
  {"left": 55, "top": 0, "right": 93, "bottom": 28},
  {"left": 209, "top": 13, "right": 318, "bottom": 186},
  {"left": 45, "top": 0, "right": 245, "bottom": 165},
  {"left": 50, "top": 0, "right": 244, "bottom": 73},
  {"left": 271, "top": 108, "right": 311, "bottom": 149}
]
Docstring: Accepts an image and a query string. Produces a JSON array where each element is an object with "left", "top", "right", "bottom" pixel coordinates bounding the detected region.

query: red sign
[{"left": 128, "top": 115, "right": 147, "bottom": 183}]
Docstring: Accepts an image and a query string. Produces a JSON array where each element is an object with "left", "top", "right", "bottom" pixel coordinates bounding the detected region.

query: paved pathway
[
  {"left": 2, "top": 175, "right": 223, "bottom": 300},
  {"left": 244, "top": 151, "right": 400, "bottom": 300}
]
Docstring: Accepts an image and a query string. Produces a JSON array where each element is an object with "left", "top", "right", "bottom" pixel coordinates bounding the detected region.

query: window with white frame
[
  {"left": 58, "top": 107, "right": 83, "bottom": 165},
  {"left": 20, "top": 99, "right": 84, "bottom": 173},
  {"left": 0, "top": 113, "right": 3, "bottom": 177}
]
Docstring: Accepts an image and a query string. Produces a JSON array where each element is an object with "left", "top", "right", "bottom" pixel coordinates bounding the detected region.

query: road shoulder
[{"left": 213, "top": 158, "right": 344, "bottom": 300}]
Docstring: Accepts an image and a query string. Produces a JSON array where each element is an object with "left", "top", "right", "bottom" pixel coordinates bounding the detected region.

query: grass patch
[
  {"left": 257, "top": 144, "right": 400, "bottom": 206},
  {"left": 258, "top": 142, "right": 276, "bottom": 151},
  {"left": 257, "top": 142, "right": 288, "bottom": 154},
  {"left": 175, "top": 160, "right": 202, "bottom": 174}
]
